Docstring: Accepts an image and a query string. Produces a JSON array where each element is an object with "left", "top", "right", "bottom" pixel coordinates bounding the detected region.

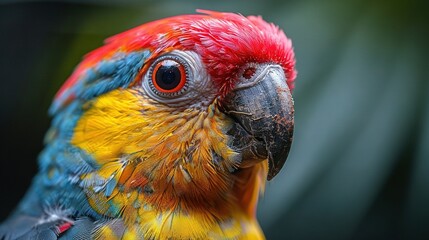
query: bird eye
[{"left": 151, "top": 59, "right": 187, "bottom": 93}]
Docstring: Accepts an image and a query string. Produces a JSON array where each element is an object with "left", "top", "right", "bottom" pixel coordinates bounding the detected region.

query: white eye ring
[
  {"left": 141, "top": 50, "right": 215, "bottom": 108},
  {"left": 146, "top": 54, "right": 191, "bottom": 98}
]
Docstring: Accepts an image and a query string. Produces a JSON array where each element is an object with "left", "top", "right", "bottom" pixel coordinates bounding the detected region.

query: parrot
[{"left": 0, "top": 10, "right": 296, "bottom": 240}]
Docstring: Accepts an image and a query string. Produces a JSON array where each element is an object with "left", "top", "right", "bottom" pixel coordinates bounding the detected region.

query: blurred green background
[{"left": 1, "top": 0, "right": 428, "bottom": 239}]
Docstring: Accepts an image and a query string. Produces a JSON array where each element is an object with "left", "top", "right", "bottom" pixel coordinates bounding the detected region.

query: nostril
[
  {"left": 242, "top": 67, "right": 256, "bottom": 79},
  {"left": 234, "top": 64, "right": 283, "bottom": 91}
]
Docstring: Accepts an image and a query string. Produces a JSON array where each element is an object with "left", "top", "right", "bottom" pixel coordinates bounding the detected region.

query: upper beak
[{"left": 221, "top": 64, "right": 294, "bottom": 180}]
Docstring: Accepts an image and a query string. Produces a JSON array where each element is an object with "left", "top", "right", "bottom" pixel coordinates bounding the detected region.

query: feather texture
[{"left": 1, "top": 10, "right": 296, "bottom": 239}]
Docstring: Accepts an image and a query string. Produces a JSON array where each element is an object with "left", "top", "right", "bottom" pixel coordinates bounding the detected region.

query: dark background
[{"left": 1, "top": 1, "right": 428, "bottom": 239}]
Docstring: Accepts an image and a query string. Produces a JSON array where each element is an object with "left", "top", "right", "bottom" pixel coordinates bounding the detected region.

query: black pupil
[{"left": 155, "top": 60, "right": 182, "bottom": 90}]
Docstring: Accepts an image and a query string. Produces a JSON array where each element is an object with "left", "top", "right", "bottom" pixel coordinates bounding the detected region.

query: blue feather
[
  {"left": 48, "top": 50, "right": 150, "bottom": 115},
  {"left": 0, "top": 49, "right": 152, "bottom": 239}
]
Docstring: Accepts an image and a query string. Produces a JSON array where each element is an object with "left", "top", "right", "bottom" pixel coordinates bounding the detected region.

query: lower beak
[{"left": 222, "top": 64, "right": 294, "bottom": 180}]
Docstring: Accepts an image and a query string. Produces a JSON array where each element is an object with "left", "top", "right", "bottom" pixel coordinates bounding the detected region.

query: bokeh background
[{"left": 1, "top": 0, "right": 428, "bottom": 239}]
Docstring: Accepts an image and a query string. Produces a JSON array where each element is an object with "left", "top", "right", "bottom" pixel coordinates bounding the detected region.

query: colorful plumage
[{"left": 0, "top": 10, "right": 296, "bottom": 239}]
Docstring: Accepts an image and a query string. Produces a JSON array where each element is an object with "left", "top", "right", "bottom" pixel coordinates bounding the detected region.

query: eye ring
[
  {"left": 152, "top": 59, "right": 186, "bottom": 93},
  {"left": 148, "top": 55, "right": 189, "bottom": 97}
]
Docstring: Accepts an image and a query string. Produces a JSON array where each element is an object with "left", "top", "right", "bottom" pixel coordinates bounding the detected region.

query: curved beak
[{"left": 222, "top": 64, "right": 294, "bottom": 180}]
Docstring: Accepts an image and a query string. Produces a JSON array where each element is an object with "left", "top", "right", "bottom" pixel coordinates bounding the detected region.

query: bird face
[
  {"left": 0, "top": 10, "right": 298, "bottom": 240},
  {"left": 49, "top": 10, "right": 296, "bottom": 228}
]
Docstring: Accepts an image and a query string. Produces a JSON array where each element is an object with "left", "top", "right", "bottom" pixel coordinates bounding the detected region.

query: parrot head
[{"left": 38, "top": 10, "right": 295, "bottom": 239}]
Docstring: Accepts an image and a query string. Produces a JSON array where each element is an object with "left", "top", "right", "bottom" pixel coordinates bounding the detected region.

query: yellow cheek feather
[{"left": 72, "top": 88, "right": 265, "bottom": 239}]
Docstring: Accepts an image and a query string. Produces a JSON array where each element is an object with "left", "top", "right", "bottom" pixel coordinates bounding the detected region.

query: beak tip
[{"left": 266, "top": 117, "right": 294, "bottom": 180}]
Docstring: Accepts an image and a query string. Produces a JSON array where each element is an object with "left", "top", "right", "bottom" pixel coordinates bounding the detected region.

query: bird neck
[{"left": 84, "top": 162, "right": 267, "bottom": 239}]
